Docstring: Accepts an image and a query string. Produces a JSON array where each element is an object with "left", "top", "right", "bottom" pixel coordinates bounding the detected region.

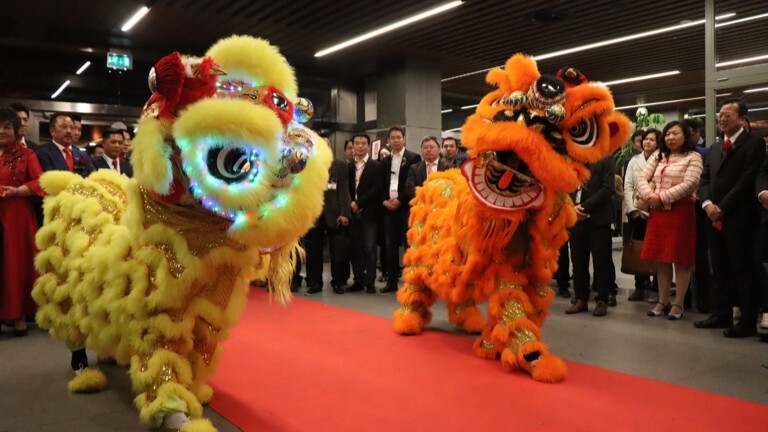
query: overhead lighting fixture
[
  {"left": 315, "top": 1, "right": 463, "bottom": 57},
  {"left": 121, "top": 6, "right": 150, "bottom": 32},
  {"left": 715, "top": 11, "right": 768, "bottom": 27},
  {"left": 441, "top": 109, "right": 453, "bottom": 113},
  {"left": 716, "top": 54, "right": 768, "bottom": 68},
  {"left": 51, "top": 80, "right": 71, "bottom": 99},
  {"left": 744, "top": 87, "right": 768, "bottom": 93},
  {"left": 76, "top": 61, "right": 91, "bottom": 75},
  {"left": 602, "top": 70, "right": 680, "bottom": 86},
  {"left": 615, "top": 93, "right": 731, "bottom": 111},
  {"left": 443, "top": 12, "right": 741, "bottom": 82},
  {"left": 460, "top": 104, "right": 478, "bottom": 110},
  {"left": 693, "top": 105, "right": 768, "bottom": 117}
]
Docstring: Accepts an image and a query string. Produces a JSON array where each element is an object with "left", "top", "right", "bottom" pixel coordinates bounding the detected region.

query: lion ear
[
  {"left": 606, "top": 112, "right": 632, "bottom": 154},
  {"left": 131, "top": 117, "right": 175, "bottom": 194}
]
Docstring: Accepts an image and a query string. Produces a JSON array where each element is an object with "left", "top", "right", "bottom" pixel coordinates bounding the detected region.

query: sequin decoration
[
  {"left": 496, "top": 277, "right": 523, "bottom": 292},
  {"left": 481, "top": 340, "right": 496, "bottom": 350},
  {"left": 500, "top": 299, "right": 527, "bottom": 326},
  {"left": 69, "top": 184, "right": 121, "bottom": 221},
  {"left": 145, "top": 243, "right": 185, "bottom": 279},
  {"left": 140, "top": 186, "right": 247, "bottom": 257}
]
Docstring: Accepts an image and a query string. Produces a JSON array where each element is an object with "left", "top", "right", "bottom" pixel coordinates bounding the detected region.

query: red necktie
[
  {"left": 112, "top": 159, "right": 118, "bottom": 171},
  {"left": 63, "top": 147, "right": 74, "bottom": 172},
  {"left": 721, "top": 139, "right": 732, "bottom": 160}
]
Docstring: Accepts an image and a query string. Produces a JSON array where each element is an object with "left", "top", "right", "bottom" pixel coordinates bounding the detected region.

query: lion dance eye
[
  {"left": 569, "top": 117, "right": 598, "bottom": 147},
  {"left": 206, "top": 146, "right": 260, "bottom": 184},
  {"left": 271, "top": 92, "right": 289, "bottom": 112}
]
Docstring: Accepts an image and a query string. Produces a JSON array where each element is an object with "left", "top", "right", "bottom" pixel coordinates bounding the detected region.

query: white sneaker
[{"left": 759, "top": 313, "right": 768, "bottom": 330}]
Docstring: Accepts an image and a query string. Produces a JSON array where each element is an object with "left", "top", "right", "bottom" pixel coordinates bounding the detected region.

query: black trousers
[
  {"left": 383, "top": 208, "right": 409, "bottom": 287},
  {"left": 570, "top": 219, "right": 614, "bottom": 303},
  {"left": 708, "top": 220, "right": 762, "bottom": 323},
  {"left": 350, "top": 215, "right": 378, "bottom": 286},
  {"left": 303, "top": 218, "right": 350, "bottom": 287}
]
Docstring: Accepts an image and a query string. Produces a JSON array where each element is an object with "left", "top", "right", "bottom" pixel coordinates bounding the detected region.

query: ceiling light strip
[
  {"left": 51, "top": 80, "right": 71, "bottom": 99},
  {"left": 716, "top": 54, "right": 768, "bottom": 68},
  {"left": 442, "top": 12, "right": 743, "bottom": 82},
  {"left": 744, "top": 87, "right": 768, "bottom": 93},
  {"left": 122, "top": 6, "right": 150, "bottom": 32},
  {"left": 76, "top": 61, "right": 91, "bottom": 75},
  {"left": 715, "top": 12, "right": 768, "bottom": 28},
  {"left": 315, "top": 1, "right": 463, "bottom": 57},
  {"left": 615, "top": 93, "right": 731, "bottom": 110},
  {"left": 602, "top": 70, "right": 680, "bottom": 86}
]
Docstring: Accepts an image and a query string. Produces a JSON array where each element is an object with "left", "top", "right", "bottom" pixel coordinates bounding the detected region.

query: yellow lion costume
[
  {"left": 32, "top": 35, "right": 331, "bottom": 431},
  {"left": 393, "top": 54, "right": 631, "bottom": 382}
]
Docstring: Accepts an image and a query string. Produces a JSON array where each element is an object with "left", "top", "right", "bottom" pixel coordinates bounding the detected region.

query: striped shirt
[{"left": 637, "top": 150, "right": 703, "bottom": 204}]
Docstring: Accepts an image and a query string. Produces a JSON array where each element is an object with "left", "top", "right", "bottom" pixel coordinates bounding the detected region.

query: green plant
[{"left": 614, "top": 107, "right": 665, "bottom": 170}]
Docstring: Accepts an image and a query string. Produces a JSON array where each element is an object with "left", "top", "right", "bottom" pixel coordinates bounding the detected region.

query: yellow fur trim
[
  {"left": 131, "top": 117, "right": 175, "bottom": 194},
  {"left": 206, "top": 35, "right": 297, "bottom": 100},
  {"left": 68, "top": 368, "right": 107, "bottom": 393}
]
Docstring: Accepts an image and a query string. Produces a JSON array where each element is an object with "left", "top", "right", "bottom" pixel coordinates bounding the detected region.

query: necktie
[
  {"left": 721, "top": 139, "right": 732, "bottom": 161},
  {"left": 429, "top": 162, "right": 436, "bottom": 174},
  {"left": 112, "top": 159, "right": 118, "bottom": 171},
  {"left": 63, "top": 147, "right": 74, "bottom": 172}
]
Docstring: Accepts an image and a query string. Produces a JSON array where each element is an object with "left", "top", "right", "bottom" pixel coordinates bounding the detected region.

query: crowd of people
[
  {"left": 559, "top": 97, "right": 768, "bottom": 341},
  {"left": 0, "top": 106, "right": 134, "bottom": 337},
  {"left": 3, "top": 99, "right": 768, "bottom": 342},
  {"left": 291, "top": 128, "right": 467, "bottom": 295}
]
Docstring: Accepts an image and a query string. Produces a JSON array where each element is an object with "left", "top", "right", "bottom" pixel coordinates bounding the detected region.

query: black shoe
[
  {"left": 694, "top": 315, "right": 732, "bottom": 329},
  {"left": 365, "top": 284, "right": 376, "bottom": 293},
  {"left": 290, "top": 284, "right": 300, "bottom": 293},
  {"left": 332, "top": 284, "right": 345, "bottom": 295},
  {"left": 381, "top": 284, "right": 399, "bottom": 293},
  {"left": 723, "top": 324, "right": 757, "bottom": 338},
  {"left": 377, "top": 275, "right": 387, "bottom": 283},
  {"left": 347, "top": 282, "right": 364, "bottom": 293},
  {"left": 306, "top": 284, "right": 323, "bottom": 294},
  {"left": 628, "top": 289, "right": 645, "bottom": 301},
  {"left": 607, "top": 294, "right": 617, "bottom": 307},
  {"left": 13, "top": 328, "right": 28, "bottom": 337},
  {"left": 557, "top": 287, "right": 571, "bottom": 298}
]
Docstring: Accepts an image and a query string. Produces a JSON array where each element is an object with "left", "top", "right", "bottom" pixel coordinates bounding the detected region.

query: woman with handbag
[
  {"left": 636, "top": 121, "right": 703, "bottom": 320},
  {"left": 623, "top": 129, "right": 661, "bottom": 301}
]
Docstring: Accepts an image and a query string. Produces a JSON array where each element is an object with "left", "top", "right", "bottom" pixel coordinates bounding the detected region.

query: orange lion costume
[{"left": 393, "top": 54, "right": 631, "bottom": 382}]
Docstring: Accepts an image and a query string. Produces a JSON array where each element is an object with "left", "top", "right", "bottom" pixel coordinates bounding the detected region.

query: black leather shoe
[
  {"left": 628, "top": 289, "right": 645, "bottom": 301},
  {"left": 381, "top": 284, "right": 399, "bottom": 293},
  {"left": 347, "top": 282, "right": 364, "bottom": 293},
  {"left": 306, "top": 284, "right": 323, "bottom": 294},
  {"left": 607, "top": 294, "right": 617, "bottom": 307},
  {"left": 557, "top": 287, "right": 571, "bottom": 298},
  {"left": 694, "top": 315, "right": 732, "bottom": 329},
  {"left": 365, "top": 284, "right": 376, "bottom": 293},
  {"left": 332, "top": 284, "right": 345, "bottom": 294},
  {"left": 723, "top": 324, "right": 757, "bottom": 338}
]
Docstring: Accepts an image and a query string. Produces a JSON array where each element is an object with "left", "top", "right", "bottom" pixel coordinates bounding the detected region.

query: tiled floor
[{"left": 1, "top": 246, "right": 766, "bottom": 431}]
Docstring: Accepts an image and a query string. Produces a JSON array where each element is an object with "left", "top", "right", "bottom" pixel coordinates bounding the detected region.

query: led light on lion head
[
  {"left": 171, "top": 35, "right": 326, "bottom": 231},
  {"left": 461, "top": 54, "right": 630, "bottom": 214}
]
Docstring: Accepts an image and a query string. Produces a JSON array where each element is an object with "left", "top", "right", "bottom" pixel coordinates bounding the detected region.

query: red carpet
[{"left": 209, "top": 290, "right": 767, "bottom": 431}]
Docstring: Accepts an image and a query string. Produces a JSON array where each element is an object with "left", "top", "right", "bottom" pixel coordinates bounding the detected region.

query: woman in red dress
[
  {"left": 636, "top": 121, "right": 703, "bottom": 320},
  {"left": 0, "top": 107, "right": 45, "bottom": 336}
]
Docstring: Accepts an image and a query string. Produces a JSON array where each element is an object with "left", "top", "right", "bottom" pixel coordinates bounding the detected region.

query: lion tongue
[{"left": 497, "top": 170, "right": 515, "bottom": 191}]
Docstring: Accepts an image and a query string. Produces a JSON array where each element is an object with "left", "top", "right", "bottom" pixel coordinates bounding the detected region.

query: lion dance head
[
  {"left": 462, "top": 54, "right": 630, "bottom": 218},
  {"left": 132, "top": 35, "right": 331, "bottom": 251}
]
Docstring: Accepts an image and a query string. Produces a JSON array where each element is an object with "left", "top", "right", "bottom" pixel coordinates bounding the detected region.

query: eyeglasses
[{"left": 716, "top": 112, "right": 738, "bottom": 120}]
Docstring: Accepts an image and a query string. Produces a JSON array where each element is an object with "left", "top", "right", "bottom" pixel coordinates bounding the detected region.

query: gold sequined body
[
  {"left": 397, "top": 168, "right": 575, "bottom": 359},
  {"left": 32, "top": 170, "right": 272, "bottom": 415}
]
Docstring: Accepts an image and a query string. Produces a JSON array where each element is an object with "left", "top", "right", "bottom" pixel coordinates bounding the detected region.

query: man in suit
[
  {"left": 753, "top": 142, "right": 768, "bottom": 333},
  {"left": 403, "top": 136, "right": 449, "bottom": 205},
  {"left": 92, "top": 129, "right": 133, "bottom": 177},
  {"left": 565, "top": 155, "right": 616, "bottom": 317},
  {"left": 379, "top": 126, "right": 421, "bottom": 293},
  {"left": 348, "top": 133, "right": 384, "bottom": 293},
  {"left": 441, "top": 137, "right": 468, "bottom": 169},
  {"left": 10, "top": 103, "right": 39, "bottom": 150},
  {"left": 302, "top": 137, "right": 352, "bottom": 295},
  {"left": 695, "top": 98, "right": 765, "bottom": 337},
  {"left": 36, "top": 112, "right": 96, "bottom": 177}
]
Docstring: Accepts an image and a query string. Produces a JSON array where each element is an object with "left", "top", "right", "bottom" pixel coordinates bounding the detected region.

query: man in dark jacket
[{"left": 565, "top": 155, "right": 616, "bottom": 317}]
